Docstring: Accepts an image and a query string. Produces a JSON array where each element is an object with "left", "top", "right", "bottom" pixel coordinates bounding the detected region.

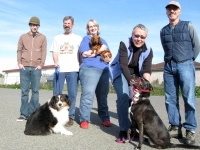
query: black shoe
[
  {"left": 184, "top": 130, "right": 195, "bottom": 145},
  {"left": 168, "top": 125, "right": 183, "bottom": 139},
  {"left": 116, "top": 131, "right": 128, "bottom": 143}
]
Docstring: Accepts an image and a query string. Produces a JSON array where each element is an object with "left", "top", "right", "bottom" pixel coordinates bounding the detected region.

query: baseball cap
[{"left": 166, "top": 1, "right": 181, "bottom": 9}]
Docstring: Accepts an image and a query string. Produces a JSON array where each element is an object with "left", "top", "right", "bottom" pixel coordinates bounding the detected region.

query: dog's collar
[{"left": 132, "top": 96, "right": 149, "bottom": 104}]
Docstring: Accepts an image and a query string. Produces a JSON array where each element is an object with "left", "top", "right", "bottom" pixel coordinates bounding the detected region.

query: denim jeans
[
  {"left": 164, "top": 59, "right": 197, "bottom": 131},
  {"left": 53, "top": 71, "right": 78, "bottom": 120},
  {"left": 113, "top": 74, "right": 131, "bottom": 131},
  {"left": 79, "top": 66, "right": 110, "bottom": 122},
  {"left": 20, "top": 67, "right": 41, "bottom": 118}
]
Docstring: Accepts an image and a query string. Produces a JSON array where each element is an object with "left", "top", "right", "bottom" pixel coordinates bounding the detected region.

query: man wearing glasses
[
  {"left": 110, "top": 24, "right": 153, "bottom": 143},
  {"left": 160, "top": 1, "right": 200, "bottom": 145},
  {"left": 17, "top": 16, "right": 47, "bottom": 122}
]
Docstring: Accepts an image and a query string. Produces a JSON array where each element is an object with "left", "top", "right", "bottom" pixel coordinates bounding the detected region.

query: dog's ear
[
  {"left": 62, "top": 94, "right": 71, "bottom": 106},
  {"left": 63, "top": 94, "right": 69, "bottom": 100},
  {"left": 89, "top": 37, "right": 93, "bottom": 46},
  {"left": 129, "top": 79, "right": 137, "bottom": 87},
  {"left": 98, "top": 36, "right": 102, "bottom": 45},
  {"left": 141, "top": 78, "right": 153, "bottom": 91},
  {"left": 149, "top": 83, "right": 153, "bottom": 91},
  {"left": 130, "top": 75, "right": 139, "bottom": 87},
  {"left": 49, "top": 95, "right": 56, "bottom": 107}
]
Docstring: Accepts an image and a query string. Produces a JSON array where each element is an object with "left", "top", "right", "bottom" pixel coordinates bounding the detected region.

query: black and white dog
[
  {"left": 128, "top": 76, "right": 200, "bottom": 150},
  {"left": 24, "top": 94, "right": 73, "bottom": 136}
]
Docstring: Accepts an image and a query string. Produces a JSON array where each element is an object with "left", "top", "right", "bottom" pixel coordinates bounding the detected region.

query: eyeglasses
[
  {"left": 88, "top": 25, "right": 97, "bottom": 29},
  {"left": 133, "top": 34, "right": 146, "bottom": 40}
]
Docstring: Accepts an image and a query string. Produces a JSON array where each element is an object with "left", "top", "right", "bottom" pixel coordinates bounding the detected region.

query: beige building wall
[
  {"left": 3, "top": 68, "right": 55, "bottom": 85},
  {"left": 150, "top": 70, "right": 200, "bottom": 86}
]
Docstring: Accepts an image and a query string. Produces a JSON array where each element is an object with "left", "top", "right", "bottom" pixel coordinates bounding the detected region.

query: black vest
[{"left": 161, "top": 21, "right": 193, "bottom": 62}]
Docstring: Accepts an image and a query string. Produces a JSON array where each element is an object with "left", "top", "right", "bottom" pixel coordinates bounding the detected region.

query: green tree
[{"left": 0, "top": 73, "right": 4, "bottom": 77}]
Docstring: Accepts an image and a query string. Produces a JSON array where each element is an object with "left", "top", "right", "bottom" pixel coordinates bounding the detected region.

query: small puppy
[
  {"left": 90, "top": 35, "right": 102, "bottom": 54},
  {"left": 90, "top": 35, "right": 112, "bottom": 62},
  {"left": 129, "top": 76, "right": 200, "bottom": 150},
  {"left": 24, "top": 94, "right": 73, "bottom": 136}
]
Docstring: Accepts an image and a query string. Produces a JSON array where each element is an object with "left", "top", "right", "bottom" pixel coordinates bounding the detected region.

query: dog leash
[
  {"left": 55, "top": 65, "right": 61, "bottom": 94},
  {"left": 131, "top": 77, "right": 152, "bottom": 93}
]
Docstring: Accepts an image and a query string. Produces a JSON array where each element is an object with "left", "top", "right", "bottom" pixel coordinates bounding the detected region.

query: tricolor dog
[{"left": 24, "top": 94, "right": 72, "bottom": 136}]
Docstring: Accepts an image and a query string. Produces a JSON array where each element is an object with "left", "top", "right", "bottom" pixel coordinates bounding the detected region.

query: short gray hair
[
  {"left": 63, "top": 16, "right": 74, "bottom": 24},
  {"left": 132, "top": 24, "right": 148, "bottom": 35}
]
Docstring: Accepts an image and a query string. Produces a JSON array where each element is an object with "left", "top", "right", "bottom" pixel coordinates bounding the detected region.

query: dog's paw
[
  {"left": 61, "top": 131, "right": 73, "bottom": 136},
  {"left": 134, "top": 148, "right": 140, "bottom": 150}
]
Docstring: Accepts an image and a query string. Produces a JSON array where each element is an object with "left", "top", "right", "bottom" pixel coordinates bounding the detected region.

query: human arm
[
  {"left": 80, "top": 36, "right": 94, "bottom": 57},
  {"left": 49, "top": 36, "right": 59, "bottom": 68},
  {"left": 143, "top": 73, "right": 151, "bottom": 81},
  {"left": 119, "top": 41, "right": 132, "bottom": 82},
  {"left": 82, "top": 50, "right": 96, "bottom": 57},
  {"left": 81, "top": 36, "right": 108, "bottom": 57},
  {"left": 160, "top": 29, "right": 165, "bottom": 50},
  {"left": 17, "top": 36, "right": 25, "bottom": 70},
  {"left": 36, "top": 35, "right": 47, "bottom": 70},
  {"left": 188, "top": 22, "right": 200, "bottom": 60},
  {"left": 52, "top": 52, "right": 59, "bottom": 67},
  {"left": 142, "top": 48, "right": 153, "bottom": 81}
]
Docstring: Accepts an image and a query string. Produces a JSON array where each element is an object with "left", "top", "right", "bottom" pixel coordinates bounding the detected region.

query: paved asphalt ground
[{"left": 0, "top": 88, "right": 200, "bottom": 150}]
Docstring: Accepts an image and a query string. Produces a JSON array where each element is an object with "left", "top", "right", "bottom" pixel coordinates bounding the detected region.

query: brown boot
[{"left": 65, "top": 118, "right": 74, "bottom": 127}]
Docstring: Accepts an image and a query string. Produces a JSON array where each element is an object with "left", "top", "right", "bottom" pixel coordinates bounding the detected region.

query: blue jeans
[
  {"left": 113, "top": 74, "right": 131, "bottom": 131},
  {"left": 20, "top": 67, "right": 41, "bottom": 118},
  {"left": 164, "top": 59, "right": 197, "bottom": 131},
  {"left": 53, "top": 71, "right": 78, "bottom": 120},
  {"left": 79, "top": 66, "right": 110, "bottom": 122}
]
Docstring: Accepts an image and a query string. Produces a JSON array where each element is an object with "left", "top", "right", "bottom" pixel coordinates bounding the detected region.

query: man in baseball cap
[{"left": 160, "top": 1, "right": 200, "bottom": 145}]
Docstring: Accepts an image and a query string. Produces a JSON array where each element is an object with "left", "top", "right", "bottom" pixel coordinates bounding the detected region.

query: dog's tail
[{"left": 169, "top": 143, "right": 200, "bottom": 149}]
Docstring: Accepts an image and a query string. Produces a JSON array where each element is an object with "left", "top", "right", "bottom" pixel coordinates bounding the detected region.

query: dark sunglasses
[{"left": 133, "top": 34, "right": 146, "bottom": 40}]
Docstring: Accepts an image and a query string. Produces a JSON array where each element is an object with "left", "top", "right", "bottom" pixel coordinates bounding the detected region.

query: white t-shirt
[{"left": 50, "top": 33, "right": 82, "bottom": 72}]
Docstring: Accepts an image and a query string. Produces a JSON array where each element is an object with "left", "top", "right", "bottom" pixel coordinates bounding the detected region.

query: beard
[{"left": 64, "top": 26, "right": 72, "bottom": 34}]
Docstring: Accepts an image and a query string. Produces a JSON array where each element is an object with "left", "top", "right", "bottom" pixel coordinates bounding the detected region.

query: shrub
[{"left": 0, "top": 83, "right": 200, "bottom": 98}]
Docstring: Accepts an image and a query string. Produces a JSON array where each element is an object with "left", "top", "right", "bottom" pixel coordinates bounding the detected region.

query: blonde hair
[{"left": 86, "top": 19, "right": 100, "bottom": 35}]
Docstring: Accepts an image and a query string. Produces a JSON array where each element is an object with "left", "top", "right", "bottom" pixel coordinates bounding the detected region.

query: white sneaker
[{"left": 17, "top": 116, "right": 25, "bottom": 122}]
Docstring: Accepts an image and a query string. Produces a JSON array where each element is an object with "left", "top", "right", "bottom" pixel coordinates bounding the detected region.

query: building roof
[
  {"left": 2, "top": 65, "right": 55, "bottom": 73},
  {"left": 2, "top": 62, "right": 200, "bottom": 73},
  {"left": 152, "top": 61, "right": 200, "bottom": 71}
]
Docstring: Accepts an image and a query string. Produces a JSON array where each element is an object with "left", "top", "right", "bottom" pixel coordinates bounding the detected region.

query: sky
[{"left": 1, "top": 0, "right": 200, "bottom": 74}]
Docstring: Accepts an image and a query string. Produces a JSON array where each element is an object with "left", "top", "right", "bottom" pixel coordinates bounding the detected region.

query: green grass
[{"left": 0, "top": 83, "right": 200, "bottom": 98}]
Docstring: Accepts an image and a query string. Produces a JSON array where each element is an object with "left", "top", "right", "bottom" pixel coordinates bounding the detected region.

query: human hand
[
  {"left": 54, "top": 63, "right": 59, "bottom": 68},
  {"left": 82, "top": 50, "right": 96, "bottom": 58},
  {"left": 98, "top": 44, "right": 108, "bottom": 54},
  {"left": 18, "top": 64, "right": 25, "bottom": 70},
  {"left": 35, "top": 66, "right": 42, "bottom": 70}
]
